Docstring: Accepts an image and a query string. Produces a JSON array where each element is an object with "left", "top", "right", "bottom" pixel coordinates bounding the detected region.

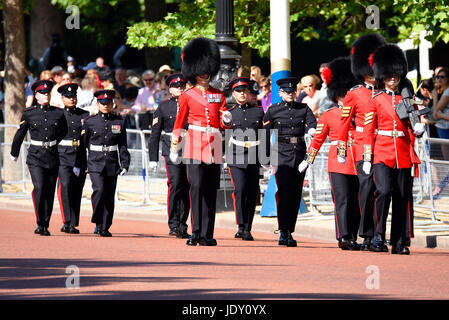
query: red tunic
[
  {"left": 172, "top": 86, "right": 231, "bottom": 163},
  {"left": 363, "top": 91, "right": 420, "bottom": 169},
  {"left": 338, "top": 85, "right": 374, "bottom": 162},
  {"left": 307, "top": 107, "right": 357, "bottom": 175}
]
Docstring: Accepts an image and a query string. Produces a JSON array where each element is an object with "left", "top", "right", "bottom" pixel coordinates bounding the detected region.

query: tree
[
  {"left": 126, "top": 0, "right": 449, "bottom": 63},
  {"left": 3, "top": 0, "right": 26, "bottom": 182}
]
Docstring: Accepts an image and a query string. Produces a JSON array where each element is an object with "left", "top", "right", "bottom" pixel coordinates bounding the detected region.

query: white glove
[
  {"left": 307, "top": 128, "right": 316, "bottom": 137},
  {"left": 120, "top": 168, "right": 127, "bottom": 176},
  {"left": 223, "top": 162, "right": 228, "bottom": 169},
  {"left": 362, "top": 161, "right": 371, "bottom": 175},
  {"left": 222, "top": 110, "right": 232, "bottom": 125},
  {"left": 10, "top": 155, "right": 18, "bottom": 162},
  {"left": 337, "top": 155, "right": 346, "bottom": 164},
  {"left": 149, "top": 161, "right": 158, "bottom": 171},
  {"left": 298, "top": 160, "right": 309, "bottom": 173},
  {"left": 73, "top": 167, "right": 80, "bottom": 177},
  {"left": 413, "top": 122, "right": 425, "bottom": 136},
  {"left": 169, "top": 152, "right": 179, "bottom": 164}
]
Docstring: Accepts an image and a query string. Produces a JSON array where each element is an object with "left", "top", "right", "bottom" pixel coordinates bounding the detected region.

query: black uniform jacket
[
  {"left": 263, "top": 101, "right": 317, "bottom": 168},
  {"left": 81, "top": 112, "right": 130, "bottom": 176},
  {"left": 148, "top": 97, "right": 187, "bottom": 162},
  {"left": 58, "top": 107, "right": 90, "bottom": 168},
  {"left": 226, "top": 103, "right": 265, "bottom": 168},
  {"left": 11, "top": 104, "right": 67, "bottom": 169}
]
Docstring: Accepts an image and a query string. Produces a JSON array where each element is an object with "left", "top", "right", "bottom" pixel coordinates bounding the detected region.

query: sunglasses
[
  {"left": 143, "top": 78, "right": 154, "bottom": 82},
  {"left": 436, "top": 75, "right": 447, "bottom": 79}
]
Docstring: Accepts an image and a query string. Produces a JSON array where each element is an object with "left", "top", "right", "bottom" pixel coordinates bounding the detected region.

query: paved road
[{"left": 1, "top": 208, "right": 448, "bottom": 303}]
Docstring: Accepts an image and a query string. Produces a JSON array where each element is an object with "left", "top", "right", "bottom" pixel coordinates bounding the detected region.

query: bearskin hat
[
  {"left": 372, "top": 43, "right": 408, "bottom": 84},
  {"left": 325, "top": 57, "right": 358, "bottom": 103},
  {"left": 181, "top": 37, "right": 221, "bottom": 83},
  {"left": 351, "top": 33, "right": 387, "bottom": 82}
]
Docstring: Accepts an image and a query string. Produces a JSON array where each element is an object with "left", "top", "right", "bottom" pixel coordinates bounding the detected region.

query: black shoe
[
  {"left": 186, "top": 233, "right": 199, "bottom": 246},
  {"left": 177, "top": 230, "right": 190, "bottom": 239},
  {"left": 61, "top": 223, "right": 71, "bottom": 233},
  {"left": 34, "top": 226, "right": 43, "bottom": 234},
  {"left": 169, "top": 228, "right": 179, "bottom": 236},
  {"left": 347, "top": 240, "right": 361, "bottom": 251},
  {"left": 242, "top": 231, "right": 254, "bottom": 241},
  {"left": 360, "top": 237, "right": 372, "bottom": 251},
  {"left": 371, "top": 235, "right": 388, "bottom": 252},
  {"left": 199, "top": 238, "right": 217, "bottom": 246},
  {"left": 100, "top": 230, "right": 112, "bottom": 237},
  {"left": 40, "top": 227, "right": 51, "bottom": 236},
  {"left": 94, "top": 225, "right": 101, "bottom": 234},
  {"left": 69, "top": 226, "right": 80, "bottom": 234},
  {"left": 286, "top": 232, "right": 297, "bottom": 247},
  {"left": 338, "top": 238, "right": 349, "bottom": 250},
  {"left": 235, "top": 227, "right": 245, "bottom": 239},
  {"left": 391, "top": 245, "right": 410, "bottom": 255},
  {"left": 278, "top": 231, "right": 288, "bottom": 246},
  {"left": 405, "top": 238, "right": 411, "bottom": 247}
]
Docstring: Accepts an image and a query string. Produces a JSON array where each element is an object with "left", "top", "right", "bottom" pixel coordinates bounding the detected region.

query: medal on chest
[
  {"left": 206, "top": 94, "right": 221, "bottom": 103},
  {"left": 111, "top": 124, "right": 121, "bottom": 134}
]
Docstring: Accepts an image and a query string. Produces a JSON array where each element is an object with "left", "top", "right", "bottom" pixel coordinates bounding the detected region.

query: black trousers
[
  {"left": 164, "top": 156, "right": 190, "bottom": 232},
  {"left": 273, "top": 165, "right": 305, "bottom": 233},
  {"left": 57, "top": 166, "right": 86, "bottom": 227},
  {"left": 28, "top": 165, "right": 59, "bottom": 228},
  {"left": 329, "top": 172, "right": 360, "bottom": 240},
  {"left": 356, "top": 160, "right": 376, "bottom": 238},
  {"left": 89, "top": 172, "right": 118, "bottom": 232},
  {"left": 187, "top": 162, "right": 220, "bottom": 239},
  {"left": 228, "top": 165, "right": 259, "bottom": 231},
  {"left": 373, "top": 163, "right": 412, "bottom": 245}
]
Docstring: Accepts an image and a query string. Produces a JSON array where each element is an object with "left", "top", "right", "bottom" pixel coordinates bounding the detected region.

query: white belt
[
  {"left": 376, "top": 129, "right": 405, "bottom": 137},
  {"left": 162, "top": 130, "right": 187, "bottom": 137},
  {"left": 330, "top": 141, "right": 338, "bottom": 145},
  {"left": 30, "top": 139, "right": 57, "bottom": 148},
  {"left": 188, "top": 124, "right": 220, "bottom": 133},
  {"left": 59, "top": 139, "right": 80, "bottom": 147},
  {"left": 356, "top": 126, "right": 364, "bottom": 133},
  {"left": 230, "top": 137, "right": 260, "bottom": 148},
  {"left": 90, "top": 144, "right": 118, "bottom": 152}
]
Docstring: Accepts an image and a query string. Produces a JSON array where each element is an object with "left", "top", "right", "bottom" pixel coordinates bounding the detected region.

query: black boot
[
  {"left": 242, "top": 230, "right": 254, "bottom": 241},
  {"left": 286, "top": 231, "right": 297, "bottom": 247},
  {"left": 235, "top": 225, "right": 245, "bottom": 238},
  {"left": 186, "top": 232, "right": 199, "bottom": 246},
  {"left": 360, "top": 237, "right": 373, "bottom": 251},
  {"left": 278, "top": 231, "right": 288, "bottom": 246},
  {"left": 371, "top": 234, "right": 388, "bottom": 252}
]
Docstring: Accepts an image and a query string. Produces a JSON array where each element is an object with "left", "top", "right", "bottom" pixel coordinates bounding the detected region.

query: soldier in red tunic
[
  {"left": 336, "top": 33, "right": 386, "bottom": 251},
  {"left": 299, "top": 57, "right": 360, "bottom": 250},
  {"left": 363, "top": 44, "right": 424, "bottom": 254},
  {"left": 170, "top": 37, "right": 232, "bottom": 246}
]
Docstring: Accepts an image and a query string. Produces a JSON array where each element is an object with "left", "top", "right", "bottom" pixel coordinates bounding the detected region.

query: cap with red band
[
  {"left": 228, "top": 77, "right": 250, "bottom": 91},
  {"left": 31, "top": 80, "right": 54, "bottom": 93},
  {"left": 94, "top": 89, "right": 116, "bottom": 103},
  {"left": 166, "top": 73, "right": 186, "bottom": 87}
]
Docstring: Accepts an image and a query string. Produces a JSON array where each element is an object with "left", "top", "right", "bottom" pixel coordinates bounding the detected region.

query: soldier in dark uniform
[
  {"left": 57, "top": 83, "right": 90, "bottom": 234},
  {"left": 148, "top": 73, "right": 190, "bottom": 238},
  {"left": 263, "top": 77, "right": 317, "bottom": 247},
  {"left": 225, "top": 77, "right": 264, "bottom": 241},
  {"left": 10, "top": 80, "right": 67, "bottom": 236},
  {"left": 81, "top": 89, "right": 130, "bottom": 237}
]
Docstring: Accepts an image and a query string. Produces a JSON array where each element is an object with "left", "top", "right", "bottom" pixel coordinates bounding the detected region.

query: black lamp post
[{"left": 211, "top": 0, "right": 241, "bottom": 96}]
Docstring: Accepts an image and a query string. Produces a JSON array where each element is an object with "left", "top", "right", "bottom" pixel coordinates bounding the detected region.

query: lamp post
[{"left": 212, "top": 0, "right": 241, "bottom": 96}]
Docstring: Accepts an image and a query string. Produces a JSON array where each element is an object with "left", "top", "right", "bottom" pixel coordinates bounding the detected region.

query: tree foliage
[{"left": 126, "top": 0, "right": 449, "bottom": 57}]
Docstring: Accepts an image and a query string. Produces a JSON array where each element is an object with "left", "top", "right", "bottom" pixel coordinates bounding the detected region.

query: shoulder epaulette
[
  {"left": 371, "top": 90, "right": 384, "bottom": 99},
  {"left": 349, "top": 84, "right": 362, "bottom": 91},
  {"left": 83, "top": 114, "right": 96, "bottom": 122},
  {"left": 24, "top": 105, "right": 37, "bottom": 112}
]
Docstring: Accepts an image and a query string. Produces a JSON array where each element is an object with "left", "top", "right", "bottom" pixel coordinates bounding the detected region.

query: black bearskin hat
[
  {"left": 372, "top": 43, "right": 408, "bottom": 84},
  {"left": 181, "top": 37, "right": 221, "bottom": 83},
  {"left": 351, "top": 33, "right": 386, "bottom": 82},
  {"left": 324, "top": 57, "right": 358, "bottom": 103}
]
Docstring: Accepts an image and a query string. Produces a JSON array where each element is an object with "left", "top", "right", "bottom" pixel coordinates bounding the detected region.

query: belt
[
  {"left": 188, "top": 124, "right": 220, "bottom": 133},
  {"left": 356, "top": 126, "right": 364, "bottom": 133},
  {"left": 278, "top": 136, "right": 304, "bottom": 144},
  {"left": 230, "top": 137, "right": 260, "bottom": 148},
  {"left": 30, "top": 139, "right": 57, "bottom": 148},
  {"left": 331, "top": 139, "right": 354, "bottom": 146},
  {"left": 59, "top": 139, "right": 80, "bottom": 147},
  {"left": 90, "top": 144, "right": 118, "bottom": 152},
  {"left": 162, "top": 130, "right": 187, "bottom": 137},
  {"left": 376, "top": 129, "right": 405, "bottom": 137}
]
